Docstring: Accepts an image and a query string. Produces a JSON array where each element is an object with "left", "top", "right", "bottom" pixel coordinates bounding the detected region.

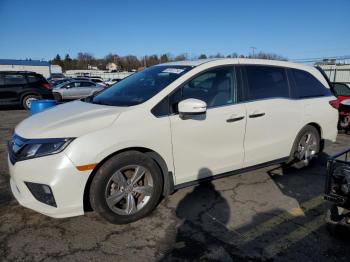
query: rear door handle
[
  {"left": 226, "top": 116, "right": 245, "bottom": 123},
  {"left": 249, "top": 113, "right": 265, "bottom": 118}
]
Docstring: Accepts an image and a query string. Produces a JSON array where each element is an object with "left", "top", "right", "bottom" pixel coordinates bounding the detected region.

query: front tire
[
  {"left": 289, "top": 125, "right": 320, "bottom": 168},
  {"left": 89, "top": 151, "right": 163, "bottom": 224}
]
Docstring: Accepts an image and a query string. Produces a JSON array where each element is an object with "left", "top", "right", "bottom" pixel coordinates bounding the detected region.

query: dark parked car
[{"left": 0, "top": 71, "right": 53, "bottom": 109}]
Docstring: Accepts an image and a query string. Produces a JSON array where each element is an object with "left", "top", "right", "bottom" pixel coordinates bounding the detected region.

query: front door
[{"left": 169, "top": 66, "right": 247, "bottom": 185}]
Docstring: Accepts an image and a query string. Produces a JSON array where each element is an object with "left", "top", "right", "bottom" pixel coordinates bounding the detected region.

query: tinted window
[
  {"left": 245, "top": 66, "right": 289, "bottom": 100},
  {"left": 332, "top": 83, "right": 350, "bottom": 97},
  {"left": 292, "top": 69, "right": 331, "bottom": 98},
  {"left": 27, "top": 74, "right": 41, "bottom": 83},
  {"left": 0, "top": 75, "right": 4, "bottom": 86},
  {"left": 86, "top": 82, "right": 96, "bottom": 87},
  {"left": 4, "top": 74, "right": 26, "bottom": 85},
  {"left": 80, "top": 81, "right": 94, "bottom": 87}
]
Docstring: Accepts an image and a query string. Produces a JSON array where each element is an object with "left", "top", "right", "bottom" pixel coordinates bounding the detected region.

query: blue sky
[{"left": 0, "top": 0, "right": 349, "bottom": 61}]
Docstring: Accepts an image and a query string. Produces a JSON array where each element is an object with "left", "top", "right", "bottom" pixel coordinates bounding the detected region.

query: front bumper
[{"left": 8, "top": 152, "right": 91, "bottom": 218}]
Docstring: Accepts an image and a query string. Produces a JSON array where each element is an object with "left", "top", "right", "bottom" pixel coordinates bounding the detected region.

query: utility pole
[{"left": 250, "top": 47, "right": 257, "bottom": 57}]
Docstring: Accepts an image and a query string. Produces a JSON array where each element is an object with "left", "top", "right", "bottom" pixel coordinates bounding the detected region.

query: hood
[{"left": 16, "top": 100, "right": 126, "bottom": 138}]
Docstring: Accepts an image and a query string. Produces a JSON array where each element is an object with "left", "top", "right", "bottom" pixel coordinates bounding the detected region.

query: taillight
[
  {"left": 41, "top": 83, "right": 52, "bottom": 89},
  {"left": 329, "top": 99, "right": 339, "bottom": 109}
]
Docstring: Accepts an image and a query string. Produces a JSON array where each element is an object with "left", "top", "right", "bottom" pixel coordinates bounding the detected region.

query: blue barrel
[{"left": 31, "top": 100, "right": 57, "bottom": 115}]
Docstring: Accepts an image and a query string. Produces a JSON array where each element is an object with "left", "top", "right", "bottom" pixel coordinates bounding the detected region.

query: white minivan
[{"left": 8, "top": 59, "right": 338, "bottom": 224}]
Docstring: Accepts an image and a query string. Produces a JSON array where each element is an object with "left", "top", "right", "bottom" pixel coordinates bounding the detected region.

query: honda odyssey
[{"left": 8, "top": 59, "right": 338, "bottom": 224}]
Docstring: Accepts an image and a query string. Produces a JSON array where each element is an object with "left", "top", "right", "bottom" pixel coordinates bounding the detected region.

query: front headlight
[{"left": 14, "top": 137, "right": 74, "bottom": 161}]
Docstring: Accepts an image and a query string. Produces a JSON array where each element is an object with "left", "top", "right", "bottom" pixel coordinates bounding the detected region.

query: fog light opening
[{"left": 25, "top": 182, "right": 57, "bottom": 207}]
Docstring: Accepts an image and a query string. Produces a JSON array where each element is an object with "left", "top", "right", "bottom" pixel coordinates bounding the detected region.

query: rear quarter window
[
  {"left": 290, "top": 69, "right": 331, "bottom": 98},
  {"left": 26, "top": 74, "right": 43, "bottom": 83},
  {"left": 333, "top": 83, "right": 350, "bottom": 97}
]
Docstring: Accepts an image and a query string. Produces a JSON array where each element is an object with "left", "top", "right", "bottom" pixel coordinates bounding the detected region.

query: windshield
[{"left": 89, "top": 65, "right": 192, "bottom": 106}]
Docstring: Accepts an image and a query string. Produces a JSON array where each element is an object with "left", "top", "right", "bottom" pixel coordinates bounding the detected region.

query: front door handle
[
  {"left": 249, "top": 113, "right": 265, "bottom": 118},
  {"left": 226, "top": 116, "right": 245, "bottom": 123}
]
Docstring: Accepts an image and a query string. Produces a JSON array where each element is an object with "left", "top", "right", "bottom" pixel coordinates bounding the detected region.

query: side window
[
  {"left": 79, "top": 82, "right": 89, "bottom": 87},
  {"left": 170, "top": 67, "right": 236, "bottom": 112},
  {"left": 333, "top": 83, "right": 350, "bottom": 96},
  {"left": 65, "top": 82, "right": 75, "bottom": 88},
  {"left": 4, "top": 74, "right": 27, "bottom": 85},
  {"left": 27, "top": 75, "right": 40, "bottom": 83},
  {"left": 0, "top": 75, "right": 4, "bottom": 86},
  {"left": 245, "top": 66, "right": 289, "bottom": 100},
  {"left": 291, "top": 69, "right": 331, "bottom": 98}
]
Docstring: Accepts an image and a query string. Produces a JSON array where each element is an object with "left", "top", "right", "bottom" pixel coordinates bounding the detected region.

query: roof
[
  {"left": 158, "top": 58, "right": 316, "bottom": 72},
  {"left": 0, "top": 59, "right": 50, "bottom": 66},
  {"left": 156, "top": 59, "right": 219, "bottom": 67}
]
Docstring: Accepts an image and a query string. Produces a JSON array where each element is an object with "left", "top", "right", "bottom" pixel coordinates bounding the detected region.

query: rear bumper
[{"left": 41, "top": 92, "right": 54, "bottom": 100}]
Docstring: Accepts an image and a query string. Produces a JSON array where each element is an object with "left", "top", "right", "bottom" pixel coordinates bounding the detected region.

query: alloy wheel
[
  {"left": 105, "top": 165, "right": 154, "bottom": 215},
  {"left": 296, "top": 132, "right": 318, "bottom": 164},
  {"left": 25, "top": 97, "right": 37, "bottom": 109}
]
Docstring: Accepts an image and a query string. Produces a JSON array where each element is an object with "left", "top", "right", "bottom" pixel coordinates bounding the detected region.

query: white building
[
  {"left": 0, "top": 59, "right": 52, "bottom": 78},
  {"left": 319, "top": 64, "right": 350, "bottom": 83},
  {"left": 65, "top": 69, "right": 133, "bottom": 80},
  {"left": 106, "top": 62, "right": 118, "bottom": 71}
]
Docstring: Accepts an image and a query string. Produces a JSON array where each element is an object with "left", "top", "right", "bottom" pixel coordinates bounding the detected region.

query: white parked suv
[{"left": 8, "top": 59, "right": 338, "bottom": 224}]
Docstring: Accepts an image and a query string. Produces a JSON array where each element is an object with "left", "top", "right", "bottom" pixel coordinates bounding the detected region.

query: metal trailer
[{"left": 325, "top": 148, "right": 350, "bottom": 234}]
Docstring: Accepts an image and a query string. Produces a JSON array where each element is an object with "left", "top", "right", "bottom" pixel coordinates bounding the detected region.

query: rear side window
[
  {"left": 291, "top": 69, "right": 331, "bottom": 98},
  {"left": 333, "top": 83, "right": 350, "bottom": 97},
  {"left": 245, "top": 66, "right": 289, "bottom": 100},
  {"left": 26, "top": 74, "right": 42, "bottom": 83},
  {"left": 4, "top": 74, "right": 27, "bottom": 85}
]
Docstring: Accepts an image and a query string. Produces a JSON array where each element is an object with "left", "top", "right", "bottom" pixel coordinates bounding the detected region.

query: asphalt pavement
[{"left": 1, "top": 109, "right": 350, "bottom": 261}]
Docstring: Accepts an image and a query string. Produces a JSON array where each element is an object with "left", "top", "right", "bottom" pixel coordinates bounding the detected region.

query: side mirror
[{"left": 178, "top": 98, "right": 207, "bottom": 118}]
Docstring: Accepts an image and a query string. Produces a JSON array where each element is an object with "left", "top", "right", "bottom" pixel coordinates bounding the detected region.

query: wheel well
[
  {"left": 83, "top": 147, "right": 174, "bottom": 212},
  {"left": 307, "top": 122, "right": 322, "bottom": 138},
  {"left": 306, "top": 122, "right": 325, "bottom": 151},
  {"left": 20, "top": 92, "right": 41, "bottom": 103}
]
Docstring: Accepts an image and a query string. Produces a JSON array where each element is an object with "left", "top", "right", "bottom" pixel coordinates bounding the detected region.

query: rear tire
[
  {"left": 89, "top": 151, "right": 163, "bottom": 224},
  {"left": 288, "top": 125, "right": 320, "bottom": 168},
  {"left": 22, "top": 94, "right": 39, "bottom": 110},
  {"left": 53, "top": 92, "right": 62, "bottom": 102}
]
